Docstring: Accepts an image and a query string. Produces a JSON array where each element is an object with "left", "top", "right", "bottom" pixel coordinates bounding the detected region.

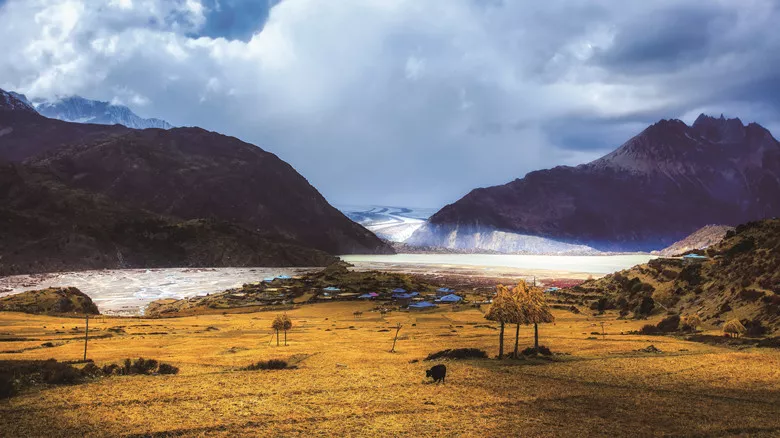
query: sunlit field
[{"left": 2, "top": 302, "right": 779, "bottom": 437}]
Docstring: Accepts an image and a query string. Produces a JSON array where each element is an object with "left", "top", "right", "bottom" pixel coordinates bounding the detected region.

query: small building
[
  {"left": 263, "top": 277, "right": 275, "bottom": 283},
  {"left": 275, "top": 275, "right": 292, "bottom": 280},
  {"left": 544, "top": 287, "right": 560, "bottom": 293},
  {"left": 323, "top": 286, "right": 341, "bottom": 292},
  {"left": 358, "top": 292, "right": 379, "bottom": 299},
  {"left": 436, "top": 287, "right": 455, "bottom": 297},
  {"left": 437, "top": 294, "right": 463, "bottom": 303},
  {"left": 683, "top": 254, "right": 709, "bottom": 264},
  {"left": 392, "top": 288, "right": 407, "bottom": 294}
]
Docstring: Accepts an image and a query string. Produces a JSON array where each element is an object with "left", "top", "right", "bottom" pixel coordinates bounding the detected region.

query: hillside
[
  {"left": 409, "top": 115, "right": 780, "bottom": 252},
  {"left": 0, "top": 88, "right": 392, "bottom": 268},
  {"left": 656, "top": 224, "right": 734, "bottom": 256},
  {"left": 573, "top": 219, "right": 780, "bottom": 333},
  {"left": 0, "top": 163, "right": 337, "bottom": 275},
  {"left": 0, "top": 287, "right": 99, "bottom": 315}
]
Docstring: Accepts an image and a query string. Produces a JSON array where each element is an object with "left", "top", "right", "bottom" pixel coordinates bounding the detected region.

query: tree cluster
[{"left": 485, "top": 281, "right": 555, "bottom": 359}]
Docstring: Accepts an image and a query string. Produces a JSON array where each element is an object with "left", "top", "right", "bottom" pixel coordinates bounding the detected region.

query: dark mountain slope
[
  {"left": 410, "top": 115, "right": 780, "bottom": 252},
  {"left": 0, "top": 163, "right": 337, "bottom": 275},
  {"left": 0, "top": 88, "right": 391, "bottom": 256}
]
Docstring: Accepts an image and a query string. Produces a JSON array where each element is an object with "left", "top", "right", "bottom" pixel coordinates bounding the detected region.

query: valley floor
[{"left": 1, "top": 303, "right": 779, "bottom": 437}]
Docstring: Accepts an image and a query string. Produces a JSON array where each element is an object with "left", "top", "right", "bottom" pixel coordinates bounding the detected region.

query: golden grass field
[{"left": 1, "top": 302, "right": 779, "bottom": 437}]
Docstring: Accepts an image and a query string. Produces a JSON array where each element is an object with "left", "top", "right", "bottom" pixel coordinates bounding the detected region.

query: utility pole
[
  {"left": 83, "top": 313, "right": 89, "bottom": 362},
  {"left": 390, "top": 323, "right": 402, "bottom": 352}
]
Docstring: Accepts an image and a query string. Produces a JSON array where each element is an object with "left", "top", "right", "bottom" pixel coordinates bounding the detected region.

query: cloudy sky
[{"left": 1, "top": 0, "right": 779, "bottom": 208}]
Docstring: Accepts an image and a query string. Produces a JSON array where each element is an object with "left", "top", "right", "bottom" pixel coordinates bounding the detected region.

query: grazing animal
[{"left": 426, "top": 364, "right": 446, "bottom": 383}]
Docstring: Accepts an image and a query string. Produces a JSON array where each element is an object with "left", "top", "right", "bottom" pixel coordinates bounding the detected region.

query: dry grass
[{"left": 1, "top": 302, "right": 779, "bottom": 437}]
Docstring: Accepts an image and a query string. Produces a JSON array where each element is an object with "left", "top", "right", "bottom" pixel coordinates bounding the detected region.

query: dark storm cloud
[{"left": 0, "top": 0, "right": 779, "bottom": 207}]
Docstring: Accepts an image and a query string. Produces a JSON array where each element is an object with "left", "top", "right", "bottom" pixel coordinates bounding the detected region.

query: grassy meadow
[{"left": 1, "top": 302, "right": 779, "bottom": 437}]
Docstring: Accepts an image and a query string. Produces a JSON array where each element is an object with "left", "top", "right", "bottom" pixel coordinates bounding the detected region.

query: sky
[{"left": 1, "top": 0, "right": 779, "bottom": 208}]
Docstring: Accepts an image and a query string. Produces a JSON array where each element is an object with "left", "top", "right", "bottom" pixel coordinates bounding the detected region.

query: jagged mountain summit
[
  {"left": 0, "top": 88, "right": 391, "bottom": 274},
  {"left": 408, "top": 114, "right": 780, "bottom": 253},
  {"left": 0, "top": 90, "right": 36, "bottom": 113},
  {"left": 23, "top": 93, "right": 173, "bottom": 129}
]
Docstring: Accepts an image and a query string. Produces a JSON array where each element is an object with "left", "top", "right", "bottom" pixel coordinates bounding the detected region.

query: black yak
[{"left": 426, "top": 364, "right": 446, "bottom": 383}]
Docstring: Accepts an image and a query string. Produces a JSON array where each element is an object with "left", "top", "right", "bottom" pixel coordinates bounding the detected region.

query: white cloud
[{"left": 0, "top": 0, "right": 778, "bottom": 206}]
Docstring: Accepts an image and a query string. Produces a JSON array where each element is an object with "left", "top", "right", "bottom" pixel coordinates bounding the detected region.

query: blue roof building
[
  {"left": 438, "top": 294, "right": 463, "bottom": 303},
  {"left": 323, "top": 286, "right": 341, "bottom": 292},
  {"left": 276, "top": 275, "right": 292, "bottom": 280},
  {"left": 392, "top": 288, "right": 407, "bottom": 293}
]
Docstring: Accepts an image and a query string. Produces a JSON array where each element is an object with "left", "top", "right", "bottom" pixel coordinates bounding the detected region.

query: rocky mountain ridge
[{"left": 409, "top": 114, "right": 780, "bottom": 252}]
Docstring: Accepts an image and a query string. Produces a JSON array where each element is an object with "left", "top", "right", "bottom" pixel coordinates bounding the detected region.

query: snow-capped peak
[{"left": 32, "top": 95, "right": 173, "bottom": 130}]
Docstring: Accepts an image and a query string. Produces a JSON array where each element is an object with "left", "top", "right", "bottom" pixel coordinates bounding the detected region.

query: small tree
[
  {"left": 282, "top": 314, "right": 292, "bottom": 346},
  {"left": 272, "top": 315, "right": 285, "bottom": 346},
  {"left": 508, "top": 282, "right": 532, "bottom": 357},
  {"left": 683, "top": 314, "right": 702, "bottom": 331},
  {"left": 485, "top": 285, "right": 517, "bottom": 359},
  {"left": 516, "top": 283, "right": 555, "bottom": 349},
  {"left": 723, "top": 319, "right": 746, "bottom": 338}
]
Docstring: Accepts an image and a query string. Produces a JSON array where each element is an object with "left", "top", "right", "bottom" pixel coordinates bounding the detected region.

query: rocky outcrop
[
  {"left": 0, "top": 287, "right": 99, "bottom": 315},
  {"left": 656, "top": 225, "right": 734, "bottom": 256},
  {"left": 410, "top": 115, "right": 780, "bottom": 252}
]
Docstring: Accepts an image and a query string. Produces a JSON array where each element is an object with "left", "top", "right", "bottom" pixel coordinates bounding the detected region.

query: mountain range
[
  {"left": 9, "top": 92, "right": 173, "bottom": 129},
  {"left": 408, "top": 114, "right": 780, "bottom": 253},
  {"left": 0, "top": 88, "right": 391, "bottom": 275}
]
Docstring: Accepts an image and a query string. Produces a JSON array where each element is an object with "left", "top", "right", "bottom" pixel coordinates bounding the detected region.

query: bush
[
  {"left": 639, "top": 324, "right": 661, "bottom": 335},
  {"left": 741, "top": 319, "right": 768, "bottom": 337},
  {"left": 128, "top": 358, "right": 158, "bottom": 375},
  {"left": 424, "top": 348, "right": 488, "bottom": 361},
  {"left": 0, "top": 373, "right": 14, "bottom": 399},
  {"left": 656, "top": 315, "right": 681, "bottom": 333},
  {"left": 80, "top": 363, "right": 103, "bottom": 378},
  {"left": 243, "top": 359, "right": 289, "bottom": 370},
  {"left": 520, "top": 346, "right": 552, "bottom": 356},
  {"left": 41, "top": 359, "right": 81, "bottom": 385},
  {"left": 635, "top": 297, "right": 655, "bottom": 316},
  {"left": 157, "top": 363, "right": 179, "bottom": 375}
]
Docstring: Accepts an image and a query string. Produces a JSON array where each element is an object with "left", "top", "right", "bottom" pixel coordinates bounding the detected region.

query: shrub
[
  {"left": 656, "top": 314, "right": 680, "bottom": 333},
  {"left": 129, "top": 358, "right": 158, "bottom": 375},
  {"left": 157, "top": 363, "right": 179, "bottom": 375},
  {"left": 424, "top": 348, "right": 488, "bottom": 361},
  {"left": 682, "top": 314, "right": 702, "bottom": 331},
  {"left": 635, "top": 297, "right": 655, "bottom": 316},
  {"left": 638, "top": 324, "right": 661, "bottom": 335},
  {"left": 520, "top": 346, "right": 552, "bottom": 356},
  {"left": 740, "top": 319, "right": 767, "bottom": 337},
  {"left": 80, "top": 363, "right": 103, "bottom": 378},
  {"left": 0, "top": 373, "right": 14, "bottom": 399},
  {"left": 243, "top": 359, "right": 289, "bottom": 370},
  {"left": 41, "top": 360, "right": 81, "bottom": 385}
]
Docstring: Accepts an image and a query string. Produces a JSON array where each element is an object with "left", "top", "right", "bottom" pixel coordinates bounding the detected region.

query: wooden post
[
  {"left": 600, "top": 321, "right": 606, "bottom": 340},
  {"left": 390, "top": 323, "right": 402, "bottom": 352},
  {"left": 83, "top": 314, "right": 89, "bottom": 362}
]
